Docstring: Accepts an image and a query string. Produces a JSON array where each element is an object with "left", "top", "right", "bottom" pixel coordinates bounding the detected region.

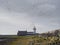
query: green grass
[
  {"left": 7, "top": 36, "right": 60, "bottom": 45},
  {"left": 0, "top": 35, "right": 60, "bottom": 45}
]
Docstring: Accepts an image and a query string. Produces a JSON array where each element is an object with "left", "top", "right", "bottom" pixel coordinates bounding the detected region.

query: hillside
[
  {"left": 9, "top": 36, "right": 60, "bottom": 45},
  {"left": 0, "top": 29, "right": 60, "bottom": 45}
]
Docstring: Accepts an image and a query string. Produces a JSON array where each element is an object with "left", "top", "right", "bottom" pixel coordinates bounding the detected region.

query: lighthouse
[{"left": 33, "top": 26, "right": 36, "bottom": 34}]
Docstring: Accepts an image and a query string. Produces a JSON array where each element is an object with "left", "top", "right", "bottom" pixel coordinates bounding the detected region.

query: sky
[{"left": 0, "top": 0, "right": 60, "bottom": 35}]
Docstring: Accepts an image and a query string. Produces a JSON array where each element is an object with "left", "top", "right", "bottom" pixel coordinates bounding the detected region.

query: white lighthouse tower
[{"left": 33, "top": 26, "right": 36, "bottom": 34}]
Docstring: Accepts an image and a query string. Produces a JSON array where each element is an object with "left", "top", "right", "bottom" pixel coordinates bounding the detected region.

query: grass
[
  {"left": 7, "top": 36, "right": 60, "bottom": 45},
  {"left": 0, "top": 35, "right": 60, "bottom": 45}
]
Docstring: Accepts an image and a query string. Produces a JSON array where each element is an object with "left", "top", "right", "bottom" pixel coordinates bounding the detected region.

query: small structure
[
  {"left": 17, "top": 31, "right": 35, "bottom": 36},
  {"left": 17, "top": 26, "right": 38, "bottom": 36},
  {"left": 33, "top": 26, "right": 36, "bottom": 34},
  {"left": 17, "top": 31, "right": 27, "bottom": 36}
]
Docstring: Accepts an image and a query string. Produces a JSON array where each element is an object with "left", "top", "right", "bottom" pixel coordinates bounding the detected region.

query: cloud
[
  {"left": 0, "top": 0, "right": 60, "bottom": 34},
  {"left": 28, "top": 4, "right": 56, "bottom": 17}
]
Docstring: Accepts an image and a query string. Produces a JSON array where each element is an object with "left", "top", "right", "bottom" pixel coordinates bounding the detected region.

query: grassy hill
[
  {"left": 0, "top": 29, "right": 60, "bottom": 45},
  {"left": 7, "top": 36, "right": 60, "bottom": 45}
]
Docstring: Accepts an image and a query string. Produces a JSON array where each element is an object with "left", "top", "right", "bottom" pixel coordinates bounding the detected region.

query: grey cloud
[
  {"left": 0, "top": 0, "right": 60, "bottom": 34},
  {"left": 0, "top": 0, "right": 59, "bottom": 17}
]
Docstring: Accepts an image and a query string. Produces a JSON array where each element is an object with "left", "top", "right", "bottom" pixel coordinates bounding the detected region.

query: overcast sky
[{"left": 0, "top": 0, "right": 60, "bottom": 35}]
